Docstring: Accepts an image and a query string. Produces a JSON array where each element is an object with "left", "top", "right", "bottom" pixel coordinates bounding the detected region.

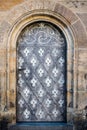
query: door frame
[{"left": 7, "top": 9, "right": 76, "bottom": 124}]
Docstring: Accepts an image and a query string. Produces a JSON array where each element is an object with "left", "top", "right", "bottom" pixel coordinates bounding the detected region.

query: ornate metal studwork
[{"left": 17, "top": 22, "right": 67, "bottom": 122}]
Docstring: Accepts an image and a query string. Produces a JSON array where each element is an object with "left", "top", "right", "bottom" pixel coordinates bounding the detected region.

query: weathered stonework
[{"left": 0, "top": 0, "right": 87, "bottom": 130}]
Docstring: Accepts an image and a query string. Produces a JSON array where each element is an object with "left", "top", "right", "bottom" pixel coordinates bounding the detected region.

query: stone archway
[{"left": 7, "top": 10, "right": 74, "bottom": 124}]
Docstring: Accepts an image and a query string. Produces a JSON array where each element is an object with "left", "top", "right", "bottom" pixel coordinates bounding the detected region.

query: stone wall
[{"left": 0, "top": 0, "right": 87, "bottom": 129}]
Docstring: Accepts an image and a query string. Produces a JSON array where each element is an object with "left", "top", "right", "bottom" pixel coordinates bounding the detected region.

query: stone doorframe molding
[
  {"left": 7, "top": 10, "right": 75, "bottom": 123},
  {"left": 1, "top": 0, "right": 86, "bottom": 124}
]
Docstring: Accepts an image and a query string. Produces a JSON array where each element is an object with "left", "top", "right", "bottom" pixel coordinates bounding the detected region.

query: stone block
[
  {"left": 77, "top": 92, "right": 87, "bottom": 110},
  {"left": 77, "top": 13, "right": 87, "bottom": 29},
  {"left": 7, "top": 5, "right": 27, "bottom": 25},
  {"left": 54, "top": 3, "right": 78, "bottom": 24},
  {"left": 0, "top": 51, "right": 6, "bottom": 69},
  {"left": 71, "top": 20, "right": 87, "bottom": 48},
  {"left": 0, "top": 0, "right": 24, "bottom": 11}
]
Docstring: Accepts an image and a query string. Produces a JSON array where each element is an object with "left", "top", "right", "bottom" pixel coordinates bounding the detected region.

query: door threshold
[
  {"left": 15, "top": 122, "right": 72, "bottom": 126},
  {"left": 8, "top": 122, "right": 73, "bottom": 130}
]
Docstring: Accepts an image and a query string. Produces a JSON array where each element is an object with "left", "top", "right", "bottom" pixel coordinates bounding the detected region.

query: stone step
[{"left": 8, "top": 123, "right": 73, "bottom": 130}]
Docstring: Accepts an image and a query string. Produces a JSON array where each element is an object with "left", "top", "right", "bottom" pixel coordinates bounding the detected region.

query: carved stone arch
[{"left": 7, "top": 10, "right": 74, "bottom": 123}]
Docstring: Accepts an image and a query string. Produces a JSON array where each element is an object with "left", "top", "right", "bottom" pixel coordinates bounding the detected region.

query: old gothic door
[{"left": 16, "top": 22, "right": 67, "bottom": 122}]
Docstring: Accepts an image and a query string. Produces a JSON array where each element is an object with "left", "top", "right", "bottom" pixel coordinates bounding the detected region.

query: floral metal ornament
[{"left": 17, "top": 22, "right": 66, "bottom": 122}]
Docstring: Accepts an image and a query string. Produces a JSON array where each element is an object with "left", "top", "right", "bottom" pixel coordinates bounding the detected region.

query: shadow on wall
[
  {"left": 0, "top": 117, "right": 8, "bottom": 130},
  {"left": 74, "top": 106, "right": 87, "bottom": 130}
]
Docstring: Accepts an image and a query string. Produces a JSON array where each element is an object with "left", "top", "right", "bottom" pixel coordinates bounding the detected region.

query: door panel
[{"left": 17, "top": 22, "right": 67, "bottom": 122}]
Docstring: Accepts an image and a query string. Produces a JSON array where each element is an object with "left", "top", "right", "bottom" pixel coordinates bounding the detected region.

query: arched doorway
[{"left": 16, "top": 22, "right": 67, "bottom": 122}]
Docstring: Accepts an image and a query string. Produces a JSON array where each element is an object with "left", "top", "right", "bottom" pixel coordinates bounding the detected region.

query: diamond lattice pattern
[{"left": 17, "top": 22, "right": 66, "bottom": 122}]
